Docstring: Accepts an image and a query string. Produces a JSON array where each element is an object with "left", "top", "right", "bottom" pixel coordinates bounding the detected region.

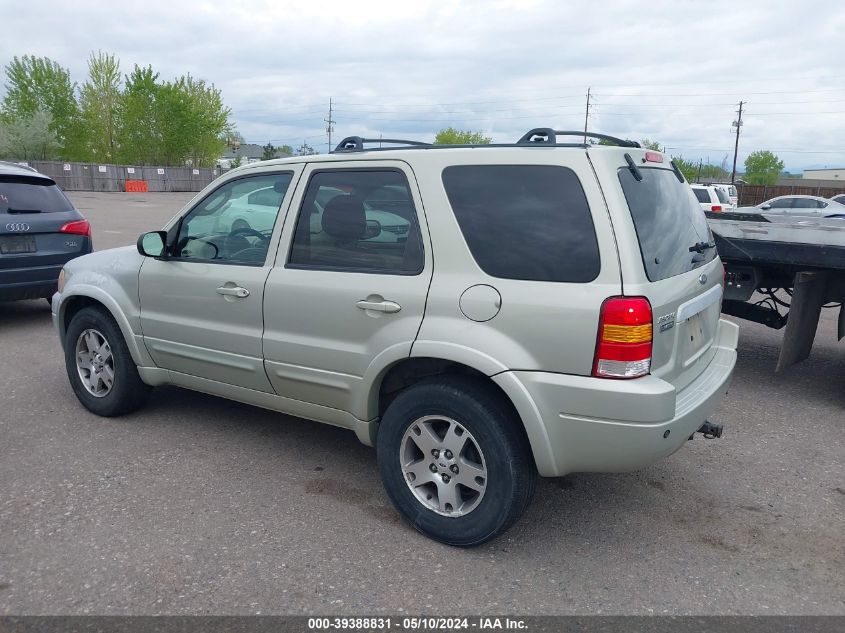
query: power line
[
  {"left": 583, "top": 87, "right": 591, "bottom": 143},
  {"left": 731, "top": 101, "right": 744, "bottom": 184},
  {"left": 324, "top": 97, "right": 335, "bottom": 151}
]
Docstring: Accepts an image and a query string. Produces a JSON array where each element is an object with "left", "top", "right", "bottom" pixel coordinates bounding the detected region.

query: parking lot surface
[{"left": 0, "top": 192, "right": 843, "bottom": 615}]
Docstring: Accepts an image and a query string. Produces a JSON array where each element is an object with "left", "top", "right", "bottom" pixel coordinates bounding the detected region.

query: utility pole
[
  {"left": 731, "top": 100, "right": 744, "bottom": 184},
  {"left": 324, "top": 97, "right": 336, "bottom": 152},
  {"left": 583, "top": 87, "right": 591, "bottom": 143}
]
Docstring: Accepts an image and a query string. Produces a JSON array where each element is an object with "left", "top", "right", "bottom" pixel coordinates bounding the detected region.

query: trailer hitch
[{"left": 697, "top": 421, "right": 723, "bottom": 439}]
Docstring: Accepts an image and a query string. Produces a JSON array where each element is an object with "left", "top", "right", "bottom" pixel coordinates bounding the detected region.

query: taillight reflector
[
  {"left": 60, "top": 219, "right": 90, "bottom": 237},
  {"left": 711, "top": 205, "right": 722, "bottom": 212},
  {"left": 644, "top": 151, "right": 664, "bottom": 163},
  {"left": 593, "top": 296, "right": 653, "bottom": 379}
]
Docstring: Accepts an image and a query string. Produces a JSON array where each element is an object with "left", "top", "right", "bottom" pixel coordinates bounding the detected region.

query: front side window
[
  {"left": 442, "top": 165, "right": 600, "bottom": 283},
  {"left": 768, "top": 198, "right": 793, "bottom": 208},
  {"left": 174, "top": 173, "right": 293, "bottom": 265},
  {"left": 288, "top": 170, "right": 423, "bottom": 274}
]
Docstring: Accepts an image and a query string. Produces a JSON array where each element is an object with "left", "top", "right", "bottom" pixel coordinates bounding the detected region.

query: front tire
[
  {"left": 377, "top": 376, "right": 536, "bottom": 546},
  {"left": 64, "top": 306, "right": 151, "bottom": 417}
]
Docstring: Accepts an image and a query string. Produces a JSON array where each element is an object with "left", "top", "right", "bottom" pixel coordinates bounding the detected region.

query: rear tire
[
  {"left": 377, "top": 376, "right": 536, "bottom": 546},
  {"left": 64, "top": 306, "right": 151, "bottom": 417}
]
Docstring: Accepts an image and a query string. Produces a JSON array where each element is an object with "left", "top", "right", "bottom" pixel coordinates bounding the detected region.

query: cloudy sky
[{"left": 2, "top": 0, "right": 843, "bottom": 170}]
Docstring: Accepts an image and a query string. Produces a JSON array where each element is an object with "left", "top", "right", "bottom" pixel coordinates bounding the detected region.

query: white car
[
  {"left": 756, "top": 195, "right": 845, "bottom": 218},
  {"left": 712, "top": 183, "right": 738, "bottom": 207},
  {"left": 691, "top": 184, "right": 732, "bottom": 212}
]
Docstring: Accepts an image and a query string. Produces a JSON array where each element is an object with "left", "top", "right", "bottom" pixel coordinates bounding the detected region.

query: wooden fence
[
  {"left": 737, "top": 183, "right": 845, "bottom": 206},
  {"left": 18, "top": 161, "right": 221, "bottom": 192}
]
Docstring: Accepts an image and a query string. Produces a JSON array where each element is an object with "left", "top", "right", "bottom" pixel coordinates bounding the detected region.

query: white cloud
[{"left": 1, "top": 0, "right": 843, "bottom": 168}]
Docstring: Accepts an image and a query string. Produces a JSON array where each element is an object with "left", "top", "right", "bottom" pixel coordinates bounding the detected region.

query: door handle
[
  {"left": 356, "top": 299, "right": 401, "bottom": 313},
  {"left": 216, "top": 285, "right": 250, "bottom": 298}
]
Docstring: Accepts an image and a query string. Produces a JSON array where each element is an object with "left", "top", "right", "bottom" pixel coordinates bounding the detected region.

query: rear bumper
[
  {"left": 0, "top": 264, "right": 63, "bottom": 301},
  {"left": 500, "top": 318, "right": 739, "bottom": 476}
]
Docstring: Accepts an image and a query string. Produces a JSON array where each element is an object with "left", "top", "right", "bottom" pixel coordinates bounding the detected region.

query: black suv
[{"left": 0, "top": 162, "right": 92, "bottom": 302}]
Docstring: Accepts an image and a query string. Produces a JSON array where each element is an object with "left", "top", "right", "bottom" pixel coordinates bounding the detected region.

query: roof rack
[
  {"left": 331, "top": 129, "right": 641, "bottom": 153},
  {"left": 517, "top": 128, "right": 641, "bottom": 148},
  {"left": 334, "top": 136, "right": 431, "bottom": 152}
]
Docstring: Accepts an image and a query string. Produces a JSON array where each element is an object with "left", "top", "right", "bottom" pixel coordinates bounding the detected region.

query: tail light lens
[
  {"left": 711, "top": 205, "right": 723, "bottom": 212},
  {"left": 593, "top": 296, "right": 653, "bottom": 379},
  {"left": 60, "top": 219, "right": 90, "bottom": 237}
]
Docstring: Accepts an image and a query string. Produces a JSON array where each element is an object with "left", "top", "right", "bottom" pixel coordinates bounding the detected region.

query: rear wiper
[
  {"left": 688, "top": 240, "right": 716, "bottom": 253},
  {"left": 6, "top": 208, "right": 42, "bottom": 214}
]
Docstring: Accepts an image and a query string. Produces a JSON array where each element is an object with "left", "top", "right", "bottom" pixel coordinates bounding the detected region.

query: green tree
[
  {"left": 0, "top": 110, "right": 59, "bottom": 160},
  {"left": 79, "top": 51, "right": 121, "bottom": 162},
  {"left": 278, "top": 144, "right": 294, "bottom": 157},
  {"left": 434, "top": 127, "right": 491, "bottom": 144},
  {"left": 262, "top": 142, "right": 277, "bottom": 160},
  {"left": 640, "top": 138, "right": 661, "bottom": 151},
  {"left": 1, "top": 55, "right": 83, "bottom": 158},
  {"left": 671, "top": 156, "right": 698, "bottom": 182},
  {"left": 179, "top": 74, "right": 230, "bottom": 167},
  {"left": 744, "top": 150, "right": 784, "bottom": 186},
  {"left": 117, "top": 65, "right": 161, "bottom": 165}
]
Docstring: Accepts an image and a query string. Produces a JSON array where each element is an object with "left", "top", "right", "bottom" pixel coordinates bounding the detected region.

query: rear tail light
[
  {"left": 60, "top": 219, "right": 90, "bottom": 237},
  {"left": 643, "top": 151, "right": 664, "bottom": 163},
  {"left": 711, "top": 205, "right": 723, "bottom": 212},
  {"left": 593, "top": 296, "right": 653, "bottom": 379}
]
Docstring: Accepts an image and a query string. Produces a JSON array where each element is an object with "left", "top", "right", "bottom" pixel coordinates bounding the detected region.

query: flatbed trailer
[{"left": 707, "top": 211, "right": 845, "bottom": 371}]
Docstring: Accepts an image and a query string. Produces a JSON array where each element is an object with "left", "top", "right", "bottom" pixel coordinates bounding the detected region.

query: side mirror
[
  {"left": 363, "top": 218, "right": 382, "bottom": 240},
  {"left": 137, "top": 231, "right": 167, "bottom": 258},
  {"left": 760, "top": 204, "right": 772, "bottom": 210}
]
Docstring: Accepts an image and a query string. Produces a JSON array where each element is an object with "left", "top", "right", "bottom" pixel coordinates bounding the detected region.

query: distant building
[
  {"left": 803, "top": 168, "right": 845, "bottom": 180},
  {"left": 216, "top": 144, "right": 293, "bottom": 169},
  {"left": 217, "top": 143, "right": 265, "bottom": 169}
]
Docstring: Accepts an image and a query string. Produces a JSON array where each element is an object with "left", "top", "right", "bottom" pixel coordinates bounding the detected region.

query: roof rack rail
[
  {"left": 517, "top": 128, "right": 641, "bottom": 148},
  {"left": 333, "top": 136, "right": 432, "bottom": 152}
]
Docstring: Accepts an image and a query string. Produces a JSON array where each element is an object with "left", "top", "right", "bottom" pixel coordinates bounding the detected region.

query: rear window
[
  {"left": 0, "top": 176, "right": 74, "bottom": 214},
  {"left": 442, "top": 165, "right": 600, "bottom": 283},
  {"left": 618, "top": 167, "right": 716, "bottom": 282},
  {"left": 692, "top": 188, "right": 710, "bottom": 203}
]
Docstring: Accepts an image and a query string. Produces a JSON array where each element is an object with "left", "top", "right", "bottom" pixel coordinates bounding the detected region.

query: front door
[
  {"left": 139, "top": 168, "right": 301, "bottom": 392},
  {"left": 263, "top": 162, "right": 432, "bottom": 418}
]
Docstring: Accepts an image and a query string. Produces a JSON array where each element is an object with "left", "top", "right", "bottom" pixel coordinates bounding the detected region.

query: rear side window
[
  {"left": 714, "top": 188, "right": 730, "bottom": 204},
  {"left": 288, "top": 169, "right": 423, "bottom": 275},
  {"left": 0, "top": 176, "right": 74, "bottom": 214},
  {"left": 692, "top": 188, "right": 710, "bottom": 203},
  {"left": 618, "top": 167, "right": 716, "bottom": 282},
  {"left": 442, "top": 165, "right": 600, "bottom": 282}
]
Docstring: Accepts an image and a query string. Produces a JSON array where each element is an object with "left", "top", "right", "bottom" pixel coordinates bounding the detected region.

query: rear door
[
  {"left": 0, "top": 175, "right": 90, "bottom": 276},
  {"left": 262, "top": 161, "right": 432, "bottom": 418},
  {"left": 594, "top": 153, "right": 724, "bottom": 391}
]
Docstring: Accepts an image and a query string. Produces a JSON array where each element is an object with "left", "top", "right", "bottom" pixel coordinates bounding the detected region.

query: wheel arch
[
  {"left": 368, "top": 354, "right": 557, "bottom": 475},
  {"left": 59, "top": 287, "right": 152, "bottom": 367}
]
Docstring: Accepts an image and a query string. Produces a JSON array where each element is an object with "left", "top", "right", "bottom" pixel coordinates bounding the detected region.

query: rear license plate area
[{"left": 0, "top": 235, "right": 36, "bottom": 255}]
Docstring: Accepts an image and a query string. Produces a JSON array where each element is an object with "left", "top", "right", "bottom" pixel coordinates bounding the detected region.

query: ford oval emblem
[{"left": 698, "top": 273, "right": 708, "bottom": 285}]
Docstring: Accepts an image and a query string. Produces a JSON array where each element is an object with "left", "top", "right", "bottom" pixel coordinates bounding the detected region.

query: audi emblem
[{"left": 5, "top": 222, "right": 31, "bottom": 232}]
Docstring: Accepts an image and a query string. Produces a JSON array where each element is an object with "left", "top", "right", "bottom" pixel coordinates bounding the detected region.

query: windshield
[
  {"left": 0, "top": 176, "right": 74, "bottom": 214},
  {"left": 618, "top": 167, "right": 716, "bottom": 282}
]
